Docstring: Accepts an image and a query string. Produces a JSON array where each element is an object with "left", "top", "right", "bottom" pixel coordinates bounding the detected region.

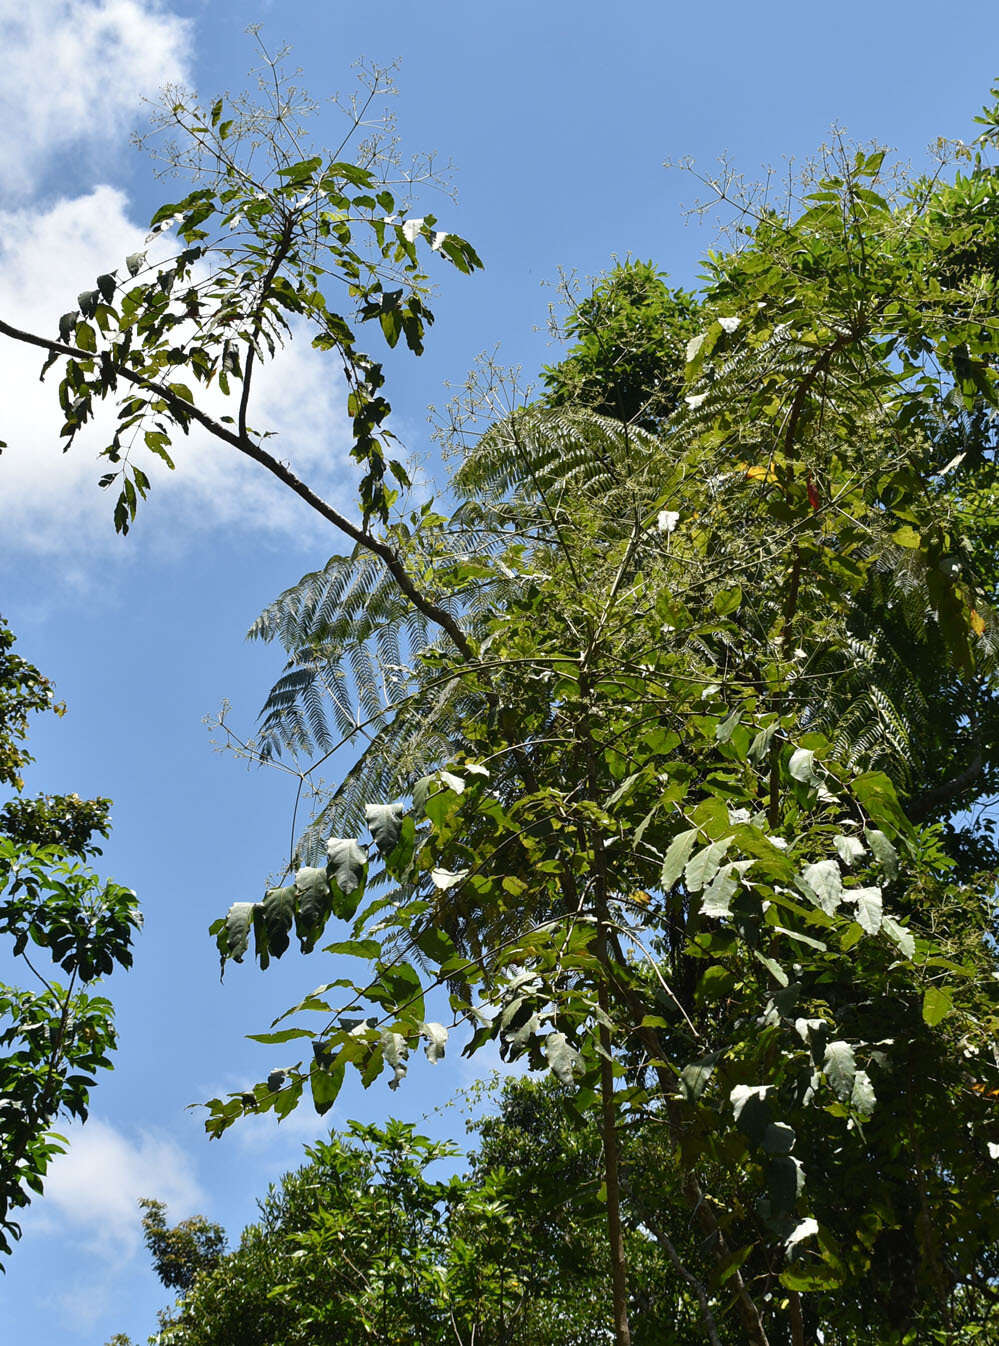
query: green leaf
[
  {"left": 852, "top": 773, "right": 908, "bottom": 838},
  {"left": 713, "top": 585, "right": 742, "bottom": 616},
  {"left": 922, "top": 985, "right": 954, "bottom": 1027},
  {"left": 310, "top": 1057, "right": 344, "bottom": 1115},
  {"left": 678, "top": 1051, "right": 721, "bottom": 1100},
  {"left": 323, "top": 939, "right": 382, "bottom": 960},
  {"left": 882, "top": 914, "right": 915, "bottom": 959},
  {"left": 685, "top": 837, "right": 730, "bottom": 893},
  {"left": 893, "top": 524, "right": 921, "bottom": 549},
  {"left": 847, "top": 885, "right": 882, "bottom": 935},
  {"left": 789, "top": 747, "right": 819, "bottom": 785},
  {"left": 661, "top": 828, "right": 697, "bottom": 888}
]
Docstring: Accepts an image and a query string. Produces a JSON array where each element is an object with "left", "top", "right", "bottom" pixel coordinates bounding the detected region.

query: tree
[
  {"left": 0, "top": 615, "right": 140, "bottom": 1259},
  {"left": 4, "top": 54, "right": 999, "bottom": 1344},
  {"left": 112, "top": 1079, "right": 650, "bottom": 1346}
]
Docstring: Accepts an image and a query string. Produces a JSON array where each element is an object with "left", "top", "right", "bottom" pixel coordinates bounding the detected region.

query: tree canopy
[{"left": 0, "top": 615, "right": 140, "bottom": 1259}]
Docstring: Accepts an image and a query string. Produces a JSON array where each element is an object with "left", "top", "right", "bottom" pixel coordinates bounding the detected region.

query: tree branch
[{"left": 0, "top": 316, "right": 476, "bottom": 662}]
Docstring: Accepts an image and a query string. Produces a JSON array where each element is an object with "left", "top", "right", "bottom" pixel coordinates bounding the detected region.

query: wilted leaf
[
  {"left": 365, "top": 802, "right": 404, "bottom": 856},
  {"left": 730, "top": 1084, "right": 771, "bottom": 1144},
  {"left": 221, "top": 902, "right": 256, "bottom": 963},
  {"left": 700, "top": 863, "right": 739, "bottom": 917},
  {"left": 763, "top": 1121, "right": 796, "bottom": 1155},
  {"left": 431, "top": 867, "right": 468, "bottom": 890},
  {"left": 381, "top": 1030, "right": 408, "bottom": 1089},
  {"left": 261, "top": 884, "right": 295, "bottom": 959},
  {"left": 544, "top": 1031, "right": 581, "bottom": 1084},
  {"left": 421, "top": 1021, "right": 448, "bottom": 1063},
  {"left": 326, "top": 838, "right": 367, "bottom": 917},
  {"left": 786, "top": 1217, "right": 819, "bottom": 1249},
  {"left": 850, "top": 1069, "right": 876, "bottom": 1118}
]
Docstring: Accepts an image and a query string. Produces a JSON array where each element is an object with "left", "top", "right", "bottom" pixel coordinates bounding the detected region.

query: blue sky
[{"left": 2, "top": 2, "right": 998, "bottom": 1340}]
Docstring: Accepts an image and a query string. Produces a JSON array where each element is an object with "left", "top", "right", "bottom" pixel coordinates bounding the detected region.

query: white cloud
[
  {"left": 29, "top": 1115, "right": 204, "bottom": 1258},
  {"left": 0, "top": 0, "right": 192, "bottom": 196},
  {"left": 0, "top": 187, "right": 360, "bottom": 560}
]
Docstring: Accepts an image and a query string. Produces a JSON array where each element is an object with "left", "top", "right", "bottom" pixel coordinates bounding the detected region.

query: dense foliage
[
  {"left": 0, "top": 616, "right": 140, "bottom": 1258},
  {"left": 113, "top": 1077, "right": 696, "bottom": 1346}
]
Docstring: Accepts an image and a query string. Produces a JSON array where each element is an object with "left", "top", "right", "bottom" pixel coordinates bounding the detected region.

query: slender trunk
[
  {"left": 789, "top": 1290, "right": 805, "bottom": 1346},
  {"left": 598, "top": 983, "right": 632, "bottom": 1346}
]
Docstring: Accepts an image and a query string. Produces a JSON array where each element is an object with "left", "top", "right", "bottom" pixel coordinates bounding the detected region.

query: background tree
[{"left": 0, "top": 615, "right": 140, "bottom": 1259}]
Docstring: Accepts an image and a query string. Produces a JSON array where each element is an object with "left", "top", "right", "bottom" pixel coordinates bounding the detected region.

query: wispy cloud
[
  {"left": 0, "top": 0, "right": 191, "bottom": 196},
  {"left": 27, "top": 1115, "right": 204, "bottom": 1258}
]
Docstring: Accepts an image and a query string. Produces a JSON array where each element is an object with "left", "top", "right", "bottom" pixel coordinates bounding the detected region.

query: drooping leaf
[
  {"left": 730, "top": 1084, "right": 771, "bottom": 1145},
  {"left": 381, "top": 1030, "right": 408, "bottom": 1089},
  {"left": 294, "top": 866, "right": 332, "bottom": 951},
  {"left": 326, "top": 838, "right": 367, "bottom": 918},
  {"left": 850, "top": 1069, "right": 876, "bottom": 1118},
  {"left": 220, "top": 902, "right": 256, "bottom": 963},
  {"left": 833, "top": 833, "right": 865, "bottom": 867},
  {"left": 421, "top": 1021, "right": 448, "bottom": 1063},
  {"left": 365, "top": 802, "right": 404, "bottom": 856},
  {"left": 700, "top": 863, "right": 739, "bottom": 917},
  {"left": 544, "top": 1031, "right": 581, "bottom": 1084},
  {"left": 261, "top": 885, "right": 295, "bottom": 959}
]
